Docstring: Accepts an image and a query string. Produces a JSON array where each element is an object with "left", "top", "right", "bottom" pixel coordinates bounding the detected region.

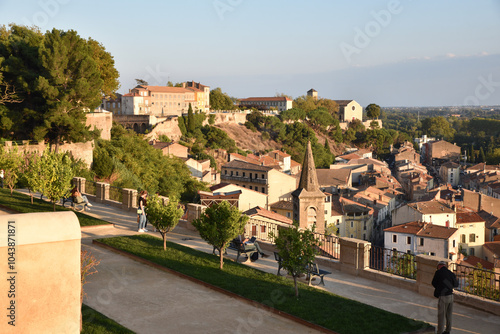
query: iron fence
[
  {"left": 451, "top": 263, "right": 500, "bottom": 301},
  {"left": 313, "top": 232, "right": 340, "bottom": 260},
  {"left": 85, "top": 181, "right": 96, "bottom": 196},
  {"left": 369, "top": 245, "right": 416, "bottom": 279},
  {"left": 109, "top": 186, "right": 123, "bottom": 203}
]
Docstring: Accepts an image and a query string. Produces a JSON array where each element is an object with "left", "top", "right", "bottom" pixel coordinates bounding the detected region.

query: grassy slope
[
  {"left": 82, "top": 304, "right": 135, "bottom": 334},
  {"left": 0, "top": 188, "right": 109, "bottom": 226},
  {"left": 99, "top": 234, "right": 430, "bottom": 334}
]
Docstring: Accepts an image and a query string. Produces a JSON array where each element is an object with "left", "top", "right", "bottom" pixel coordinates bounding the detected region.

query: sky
[{"left": 1, "top": 0, "right": 500, "bottom": 107}]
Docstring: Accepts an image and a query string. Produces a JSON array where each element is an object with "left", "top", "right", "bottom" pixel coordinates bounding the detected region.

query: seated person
[
  {"left": 71, "top": 186, "right": 93, "bottom": 210},
  {"left": 237, "top": 234, "right": 268, "bottom": 257}
]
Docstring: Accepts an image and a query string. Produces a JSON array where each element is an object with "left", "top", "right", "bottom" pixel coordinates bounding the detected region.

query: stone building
[{"left": 292, "top": 141, "right": 326, "bottom": 232}]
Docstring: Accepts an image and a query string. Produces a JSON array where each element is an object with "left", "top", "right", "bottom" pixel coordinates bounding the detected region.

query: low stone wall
[{"left": 0, "top": 212, "right": 81, "bottom": 333}]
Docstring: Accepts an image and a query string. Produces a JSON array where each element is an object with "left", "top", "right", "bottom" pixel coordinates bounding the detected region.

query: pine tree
[
  {"left": 187, "top": 103, "right": 195, "bottom": 134},
  {"left": 479, "top": 147, "right": 486, "bottom": 163}
]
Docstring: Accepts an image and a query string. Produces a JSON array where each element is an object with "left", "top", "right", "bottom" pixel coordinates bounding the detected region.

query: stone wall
[
  {"left": 2, "top": 140, "right": 94, "bottom": 168},
  {"left": 463, "top": 189, "right": 500, "bottom": 216},
  {"left": 86, "top": 111, "right": 112, "bottom": 140},
  {"left": 0, "top": 212, "right": 81, "bottom": 333},
  {"left": 205, "top": 112, "right": 247, "bottom": 125}
]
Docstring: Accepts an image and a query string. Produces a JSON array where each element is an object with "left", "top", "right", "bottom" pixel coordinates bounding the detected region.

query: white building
[
  {"left": 439, "top": 162, "right": 461, "bottom": 187},
  {"left": 384, "top": 221, "right": 459, "bottom": 261},
  {"left": 392, "top": 200, "right": 456, "bottom": 227}
]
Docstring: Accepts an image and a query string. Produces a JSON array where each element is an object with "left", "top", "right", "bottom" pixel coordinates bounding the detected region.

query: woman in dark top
[{"left": 138, "top": 190, "right": 148, "bottom": 232}]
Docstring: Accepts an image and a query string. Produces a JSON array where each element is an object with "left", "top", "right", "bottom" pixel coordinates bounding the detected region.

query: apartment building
[
  {"left": 456, "top": 212, "right": 485, "bottom": 258},
  {"left": 392, "top": 200, "right": 456, "bottom": 227},
  {"left": 220, "top": 160, "right": 297, "bottom": 205},
  {"left": 384, "top": 221, "right": 459, "bottom": 261}
]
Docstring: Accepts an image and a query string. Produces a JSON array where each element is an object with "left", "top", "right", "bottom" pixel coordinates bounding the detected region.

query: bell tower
[{"left": 292, "top": 141, "right": 326, "bottom": 232}]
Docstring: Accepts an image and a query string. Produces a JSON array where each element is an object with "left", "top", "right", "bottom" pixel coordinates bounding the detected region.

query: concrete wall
[{"left": 0, "top": 212, "right": 81, "bottom": 333}]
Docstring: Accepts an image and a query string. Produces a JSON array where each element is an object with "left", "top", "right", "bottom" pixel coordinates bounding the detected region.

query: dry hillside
[{"left": 215, "top": 123, "right": 282, "bottom": 153}]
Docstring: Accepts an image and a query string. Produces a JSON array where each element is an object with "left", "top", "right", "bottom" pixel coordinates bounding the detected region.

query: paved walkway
[{"left": 8, "top": 190, "right": 500, "bottom": 333}]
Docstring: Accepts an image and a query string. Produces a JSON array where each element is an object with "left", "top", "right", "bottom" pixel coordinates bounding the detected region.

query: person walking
[
  {"left": 432, "top": 260, "right": 459, "bottom": 334},
  {"left": 137, "top": 190, "right": 148, "bottom": 232}
]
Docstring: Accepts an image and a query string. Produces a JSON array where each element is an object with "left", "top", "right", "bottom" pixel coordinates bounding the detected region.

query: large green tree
[
  {"left": 366, "top": 103, "right": 381, "bottom": 119},
  {"left": 0, "top": 25, "right": 119, "bottom": 149},
  {"left": 192, "top": 201, "right": 248, "bottom": 269},
  {"left": 420, "top": 116, "right": 455, "bottom": 141},
  {"left": 210, "top": 87, "right": 234, "bottom": 110}
]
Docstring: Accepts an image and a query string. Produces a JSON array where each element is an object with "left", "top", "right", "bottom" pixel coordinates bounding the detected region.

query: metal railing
[
  {"left": 451, "top": 263, "right": 500, "bottom": 301},
  {"left": 109, "top": 186, "right": 123, "bottom": 203},
  {"left": 369, "top": 245, "right": 416, "bottom": 279},
  {"left": 313, "top": 232, "right": 340, "bottom": 260},
  {"left": 85, "top": 181, "right": 96, "bottom": 196}
]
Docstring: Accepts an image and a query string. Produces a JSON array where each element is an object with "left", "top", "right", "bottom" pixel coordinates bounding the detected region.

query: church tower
[{"left": 292, "top": 141, "right": 326, "bottom": 232}]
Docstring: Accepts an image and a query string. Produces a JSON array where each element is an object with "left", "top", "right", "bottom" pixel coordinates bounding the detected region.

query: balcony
[{"left": 221, "top": 175, "right": 267, "bottom": 184}]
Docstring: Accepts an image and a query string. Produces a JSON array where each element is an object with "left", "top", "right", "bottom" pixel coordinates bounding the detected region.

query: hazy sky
[{"left": 1, "top": 0, "right": 500, "bottom": 107}]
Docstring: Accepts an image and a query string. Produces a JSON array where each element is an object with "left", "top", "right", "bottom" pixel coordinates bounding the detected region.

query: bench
[
  {"left": 306, "top": 262, "right": 332, "bottom": 286},
  {"left": 61, "top": 195, "right": 86, "bottom": 212},
  {"left": 274, "top": 251, "right": 283, "bottom": 276},
  {"left": 213, "top": 240, "right": 259, "bottom": 262}
]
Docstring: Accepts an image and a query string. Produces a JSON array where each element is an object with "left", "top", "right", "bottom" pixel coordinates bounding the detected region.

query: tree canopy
[
  {"left": 0, "top": 24, "right": 119, "bottom": 149},
  {"left": 210, "top": 87, "right": 235, "bottom": 110},
  {"left": 366, "top": 103, "right": 381, "bottom": 119}
]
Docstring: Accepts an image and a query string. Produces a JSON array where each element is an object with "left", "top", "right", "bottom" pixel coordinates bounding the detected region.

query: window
[
  {"left": 231, "top": 171, "right": 233, "bottom": 176},
  {"left": 255, "top": 173, "right": 258, "bottom": 179},
  {"left": 419, "top": 238, "right": 424, "bottom": 246},
  {"left": 461, "top": 234, "right": 466, "bottom": 243},
  {"left": 261, "top": 226, "right": 266, "bottom": 233},
  {"left": 363, "top": 222, "right": 367, "bottom": 230},
  {"left": 351, "top": 221, "right": 354, "bottom": 228},
  {"left": 243, "top": 172, "right": 245, "bottom": 177},
  {"left": 236, "top": 171, "right": 239, "bottom": 176},
  {"left": 363, "top": 234, "right": 366, "bottom": 240},
  {"left": 261, "top": 174, "right": 265, "bottom": 179},
  {"left": 469, "top": 234, "right": 476, "bottom": 243},
  {"left": 350, "top": 234, "right": 354, "bottom": 238},
  {"left": 325, "top": 210, "right": 328, "bottom": 215},
  {"left": 393, "top": 235, "right": 397, "bottom": 243},
  {"left": 286, "top": 212, "right": 291, "bottom": 218},
  {"left": 470, "top": 248, "right": 475, "bottom": 256},
  {"left": 407, "top": 236, "right": 411, "bottom": 245},
  {"left": 249, "top": 186, "right": 252, "bottom": 190},
  {"left": 453, "top": 240, "right": 456, "bottom": 247},
  {"left": 430, "top": 252, "right": 435, "bottom": 256},
  {"left": 224, "top": 170, "right": 227, "bottom": 175},
  {"left": 261, "top": 187, "right": 265, "bottom": 193}
]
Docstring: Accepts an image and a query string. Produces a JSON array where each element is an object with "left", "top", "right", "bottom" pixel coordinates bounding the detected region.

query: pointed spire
[{"left": 298, "top": 141, "right": 319, "bottom": 192}]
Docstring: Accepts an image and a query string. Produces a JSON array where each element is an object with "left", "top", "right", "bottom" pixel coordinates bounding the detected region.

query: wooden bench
[
  {"left": 213, "top": 240, "right": 258, "bottom": 262},
  {"left": 307, "top": 262, "right": 331, "bottom": 286}
]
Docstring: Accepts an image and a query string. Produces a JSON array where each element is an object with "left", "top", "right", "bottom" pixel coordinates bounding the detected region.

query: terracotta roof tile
[
  {"left": 456, "top": 212, "right": 484, "bottom": 224},
  {"left": 243, "top": 206, "right": 293, "bottom": 225}
]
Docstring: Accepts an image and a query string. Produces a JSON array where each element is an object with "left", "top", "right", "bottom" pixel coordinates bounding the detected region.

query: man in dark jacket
[{"left": 432, "top": 260, "right": 459, "bottom": 334}]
